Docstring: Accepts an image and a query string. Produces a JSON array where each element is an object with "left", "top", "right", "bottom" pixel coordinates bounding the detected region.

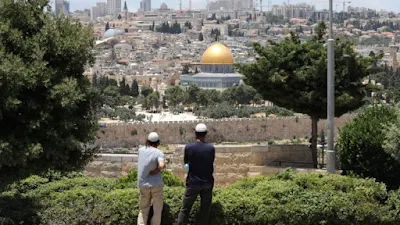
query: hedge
[
  {"left": 337, "top": 105, "right": 400, "bottom": 190},
  {"left": 1, "top": 169, "right": 400, "bottom": 225}
]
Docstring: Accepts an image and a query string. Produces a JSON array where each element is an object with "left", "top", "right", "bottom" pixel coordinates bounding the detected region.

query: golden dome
[{"left": 201, "top": 42, "right": 234, "bottom": 65}]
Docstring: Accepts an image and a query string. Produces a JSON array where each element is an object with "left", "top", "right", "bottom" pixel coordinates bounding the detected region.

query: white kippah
[
  {"left": 148, "top": 132, "right": 159, "bottom": 142},
  {"left": 195, "top": 123, "right": 207, "bottom": 132}
]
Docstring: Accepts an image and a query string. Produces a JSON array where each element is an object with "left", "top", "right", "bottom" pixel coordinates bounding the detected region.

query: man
[
  {"left": 137, "top": 132, "right": 165, "bottom": 225},
  {"left": 177, "top": 123, "right": 215, "bottom": 225}
]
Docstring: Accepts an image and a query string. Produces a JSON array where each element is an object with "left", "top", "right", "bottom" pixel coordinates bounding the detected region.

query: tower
[
  {"left": 189, "top": 0, "right": 192, "bottom": 10},
  {"left": 123, "top": 0, "right": 128, "bottom": 22}
]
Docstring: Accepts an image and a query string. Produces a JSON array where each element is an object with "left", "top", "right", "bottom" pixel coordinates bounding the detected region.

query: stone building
[{"left": 180, "top": 42, "right": 242, "bottom": 89}]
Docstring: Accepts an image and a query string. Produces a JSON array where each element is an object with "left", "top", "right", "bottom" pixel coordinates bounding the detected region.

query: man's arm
[{"left": 150, "top": 152, "right": 165, "bottom": 175}]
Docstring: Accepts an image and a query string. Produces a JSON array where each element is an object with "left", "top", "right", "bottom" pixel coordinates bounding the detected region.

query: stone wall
[
  {"left": 85, "top": 144, "right": 314, "bottom": 185},
  {"left": 97, "top": 115, "right": 354, "bottom": 148}
]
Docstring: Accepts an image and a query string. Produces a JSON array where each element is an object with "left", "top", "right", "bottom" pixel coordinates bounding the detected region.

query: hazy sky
[{"left": 59, "top": 0, "right": 400, "bottom": 13}]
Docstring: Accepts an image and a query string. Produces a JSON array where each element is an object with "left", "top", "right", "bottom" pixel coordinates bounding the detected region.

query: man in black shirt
[{"left": 177, "top": 123, "right": 215, "bottom": 225}]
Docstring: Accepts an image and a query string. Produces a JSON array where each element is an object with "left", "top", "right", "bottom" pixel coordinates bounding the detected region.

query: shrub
[
  {"left": 2, "top": 169, "right": 400, "bottom": 225},
  {"left": 337, "top": 105, "right": 400, "bottom": 190},
  {"left": 117, "top": 169, "right": 184, "bottom": 188}
]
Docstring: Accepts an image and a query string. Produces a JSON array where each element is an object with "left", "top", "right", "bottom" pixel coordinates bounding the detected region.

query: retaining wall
[
  {"left": 85, "top": 144, "right": 314, "bottom": 185},
  {"left": 96, "top": 115, "right": 354, "bottom": 148}
]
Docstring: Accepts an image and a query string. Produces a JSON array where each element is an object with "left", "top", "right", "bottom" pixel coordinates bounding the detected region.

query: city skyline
[{"left": 51, "top": 0, "right": 400, "bottom": 13}]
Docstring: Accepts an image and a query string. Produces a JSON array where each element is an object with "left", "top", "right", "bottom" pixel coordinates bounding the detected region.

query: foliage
[
  {"left": 338, "top": 105, "right": 400, "bottom": 190},
  {"left": 117, "top": 169, "right": 184, "bottom": 189},
  {"left": 156, "top": 21, "right": 182, "bottom": 34},
  {"left": 146, "top": 92, "right": 160, "bottom": 110},
  {"left": 195, "top": 104, "right": 293, "bottom": 119},
  {"left": 237, "top": 22, "right": 370, "bottom": 168},
  {"left": 165, "top": 86, "right": 185, "bottom": 108},
  {"left": 198, "top": 33, "right": 204, "bottom": 41},
  {"left": 383, "top": 106, "right": 400, "bottom": 162},
  {"left": 141, "top": 86, "right": 154, "bottom": 98},
  {"left": 184, "top": 21, "right": 192, "bottom": 29},
  {"left": 131, "top": 80, "right": 139, "bottom": 97},
  {"left": 0, "top": 0, "right": 101, "bottom": 184},
  {"left": 3, "top": 170, "right": 400, "bottom": 224}
]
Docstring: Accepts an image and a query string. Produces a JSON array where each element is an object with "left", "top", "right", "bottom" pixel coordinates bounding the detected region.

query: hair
[
  {"left": 195, "top": 131, "right": 207, "bottom": 139},
  {"left": 146, "top": 139, "right": 160, "bottom": 148}
]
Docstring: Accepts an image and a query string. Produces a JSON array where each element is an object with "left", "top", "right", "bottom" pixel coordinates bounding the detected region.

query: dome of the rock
[{"left": 201, "top": 42, "right": 234, "bottom": 65}]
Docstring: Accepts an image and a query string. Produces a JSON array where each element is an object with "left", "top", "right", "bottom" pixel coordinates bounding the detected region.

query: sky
[{"left": 57, "top": 0, "right": 400, "bottom": 13}]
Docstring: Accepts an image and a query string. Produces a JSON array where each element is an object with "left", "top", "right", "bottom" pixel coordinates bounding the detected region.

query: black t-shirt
[{"left": 184, "top": 141, "right": 215, "bottom": 185}]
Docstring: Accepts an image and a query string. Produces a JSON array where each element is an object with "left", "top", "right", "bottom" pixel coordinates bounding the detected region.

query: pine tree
[
  {"left": 198, "top": 32, "right": 204, "bottom": 41},
  {"left": 105, "top": 22, "right": 110, "bottom": 31},
  {"left": 92, "top": 73, "right": 98, "bottom": 87},
  {"left": 131, "top": 80, "right": 139, "bottom": 97},
  {"left": 237, "top": 22, "right": 371, "bottom": 168},
  {"left": 119, "top": 77, "right": 127, "bottom": 95}
]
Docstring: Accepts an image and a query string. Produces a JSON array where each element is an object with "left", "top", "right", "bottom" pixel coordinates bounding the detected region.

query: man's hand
[{"left": 149, "top": 168, "right": 161, "bottom": 175}]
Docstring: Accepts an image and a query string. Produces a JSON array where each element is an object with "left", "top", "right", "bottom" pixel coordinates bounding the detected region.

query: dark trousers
[{"left": 177, "top": 183, "right": 213, "bottom": 225}]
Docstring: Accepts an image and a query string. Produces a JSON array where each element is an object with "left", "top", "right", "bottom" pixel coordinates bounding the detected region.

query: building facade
[
  {"left": 271, "top": 3, "right": 315, "bottom": 19},
  {"left": 55, "top": 0, "right": 69, "bottom": 16},
  {"left": 140, "top": 0, "right": 152, "bottom": 12},
  {"left": 91, "top": 2, "right": 107, "bottom": 21},
  {"left": 107, "top": 0, "right": 122, "bottom": 16}
]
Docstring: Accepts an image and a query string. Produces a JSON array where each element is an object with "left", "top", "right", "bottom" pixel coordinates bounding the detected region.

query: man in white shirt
[{"left": 137, "top": 132, "right": 165, "bottom": 225}]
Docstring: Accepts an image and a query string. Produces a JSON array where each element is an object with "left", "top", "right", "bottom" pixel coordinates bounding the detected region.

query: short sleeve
[{"left": 157, "top": 151, "right": 165, "bottom": 162}]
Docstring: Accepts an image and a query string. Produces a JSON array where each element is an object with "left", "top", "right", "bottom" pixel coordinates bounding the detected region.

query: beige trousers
[{"left": 137, "top": 186, "right": 164, "bottom": 225}]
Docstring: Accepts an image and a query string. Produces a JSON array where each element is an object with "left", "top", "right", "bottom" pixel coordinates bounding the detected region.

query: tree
[
  {"left": 92, "top": 73, "right": 98, "bottom": 88},
  {"left": 118, "top": 14, "right": 122, "bottom": 20},
  {"left": 146, "top": 92, "right": 160, "bottom": 110},
  {"left": 131, "top": 80, "right": 139, "bottom": 97},
  {"left": 338, "top": 106, "right": 400, "bottom": 190},
  {"left": 185, "top": 84, "right": 200, "bottom": 108},
  {"left": 0, "top": 0, "right": 101, "bottom": 184},
  {"left": 105, "top": 22, "right": 110, "bottom": 31},
  {"left": 141, "top": 86, "right": 153, "bottom": 98},
  {"left": 236, "top": 23, "right": 370, "bottom": 168},
  {"left": 182, "top": 64, "right": 190, "bottom": 74},
  {"left": 165, "top": 86, "right": 185, "bottom": 108},
  {"left": 184, "top": 21, "right": 193, "bottom": 29},
  {"left": 198, "top": 32, "right": 204, "bottom": 41}
]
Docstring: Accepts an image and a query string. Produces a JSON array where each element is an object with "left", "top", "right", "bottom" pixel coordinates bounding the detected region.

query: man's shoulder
[{"left": 186, "top": 142, "right": 214, "bottom": 150}]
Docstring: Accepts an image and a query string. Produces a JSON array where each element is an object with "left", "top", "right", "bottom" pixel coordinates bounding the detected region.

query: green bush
[
  {"left": 3, "top": 169, "right": 400, "bottom": 225},
  {"left": 337, "top": 105, "right": 400, "bottom": 190},
  {"left": 117, "top": 169, "right": 184, "bottom": 189}
]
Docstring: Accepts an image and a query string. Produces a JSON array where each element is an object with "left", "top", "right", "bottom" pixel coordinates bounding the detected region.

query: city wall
[
  {"left": 96, "top": 115, "right": 354, "bottom": 148},
  {"left": 85, "top": 144, "right": 315, "bottom": 185}
]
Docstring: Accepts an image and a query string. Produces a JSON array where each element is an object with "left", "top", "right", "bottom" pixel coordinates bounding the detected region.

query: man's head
[
  {"left": 147, "top": 132, "right": 160, "bottom": 147},
  {"left": 195, "top": 123, "right": 207, "bottom": 140}
]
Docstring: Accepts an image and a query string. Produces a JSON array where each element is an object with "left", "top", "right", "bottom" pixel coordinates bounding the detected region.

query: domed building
[
  {"left": 180, "top": 42, "right": 242, "bottom": 89},
  {"left": 103, "top": 28, "right": 125, "bottom": 39}
]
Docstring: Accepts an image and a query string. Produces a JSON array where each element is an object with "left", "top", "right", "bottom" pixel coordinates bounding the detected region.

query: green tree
[
  {"left": 146, "top": 92, "right": 160, "bottom": 110},
  {"left": 383, "top": 106, "right": 400, "bottom": 163},
  {"left": 92, "top": 73, "right": 98, "bottom": 88},
  {"left": 185, "top": 84, "right": 200, "bottom": 108},
  {"left": 338, "top": 105, "right": 400, "bottom": 190},
  {"left": 119, "top": 76, "right": 130, "bottom": 96},
  {"left": 198, "top": 32, "right": 204, "bottom": 41},
  {"left": 182, "top": 64, "right": 190, "bottom": 74},
  {"left": 130, "top": 80, "right": 139, "bottom": 97},
  {"left": 0, "top": 0, "right": 100, "bottom": 184},
  {"left": 236, "top": 23, "right": 369, "bottom": 168},
  {"left": 165, "top": 86, "right": 185, "bottom": 108},
  {"left": 140, "top": 86, "right": 153, "bottom": 98}
]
